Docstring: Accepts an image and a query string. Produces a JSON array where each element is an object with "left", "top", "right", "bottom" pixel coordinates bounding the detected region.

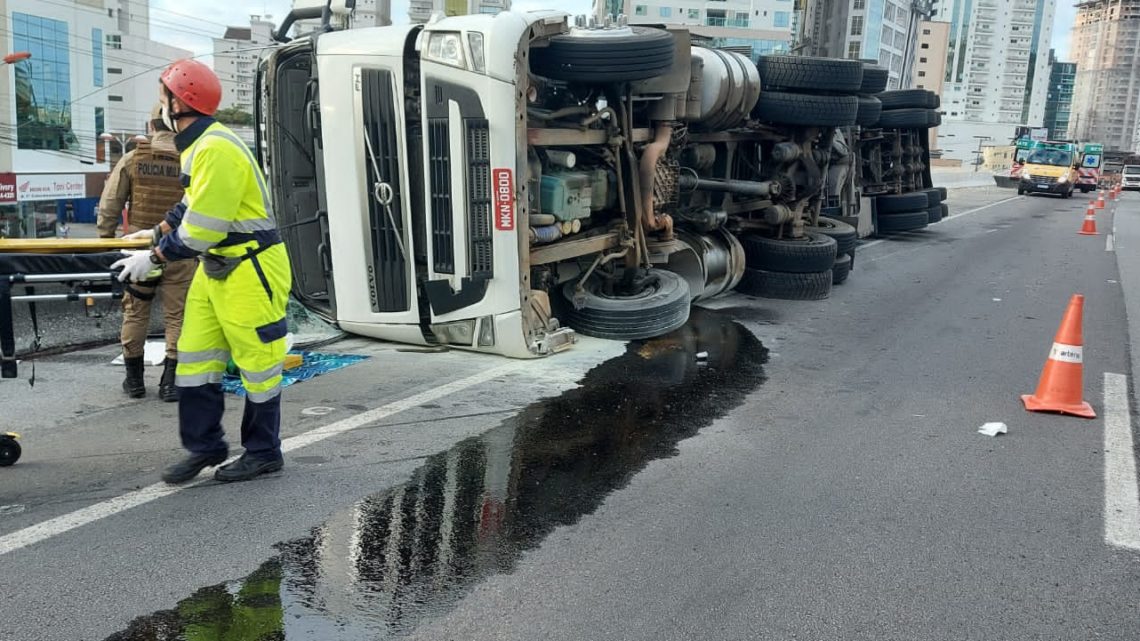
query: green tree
[{"left": 214, "top": 106, "right": 253, "bottom": 126}]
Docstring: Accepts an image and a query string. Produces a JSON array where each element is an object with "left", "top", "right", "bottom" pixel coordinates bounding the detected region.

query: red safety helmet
[{"left": 159, "top": 59, "right": 222, "bottom": 116}]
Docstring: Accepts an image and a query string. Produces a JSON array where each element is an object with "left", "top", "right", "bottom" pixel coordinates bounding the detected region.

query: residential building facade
[
  {"left": 806, "top": 0, "right": 933, "bottom": 90},
  {"left": 107, "top": 0, "right": 191, "bottom": 136},
  {"left": 911, "top": 20, "right": 949, "bottom": 154},
  {"left": 212, "top": 16, "right": 275, "bottom": 115},
  {"left": 1043, "top": 49, "right": 1075, "bottom": 140},
  {"left": 1068, "top": 0, "right": 1140, "bottom": 151},
  {"left": 934, "top": 0, "right": 1056, "bottom": 162},
  {"left": 618, "top": 0, "right": 794, "bottom": 61},
  {"left": 409, "top": 0, "right": 511, "bottom": 24}
]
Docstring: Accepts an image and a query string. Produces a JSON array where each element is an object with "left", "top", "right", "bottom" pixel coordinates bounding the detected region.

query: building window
[
  {"left": 848, "top": 42, "right": 861, "bottom": 58},
  {"left": 731, "top": 11, "right": 749, "bottom": 26},
  {"left": 106, "top": 34, "right": 122, "bottom": 50},
  {"left": 707, "top": 9, "right": 726, "bottom": 26},
  {"left": 108, "top": 67, "right": 122, "bottom": 74},
  {"left": 919, "top": 57, "right": 927, "bottom": 63},
  {"left": 659, "top": 6, "right": 671, "bottom": 17},
  {"left": 849, "top": 15, "right": 863, "bottom": 35},
  {"left": 12, "top": 13, "right": 76, "bottom": 150},
  {"left": 774, "top": 11, "right": 790, "bottom": 28},
  {"left": 92, "top": 28, "right": 104, "bottom": 87},
  {"left": 108, "top": 95, "right": 123, "bottom": 102},
  {"left": 635, "top": 4, "right": 647, "bottom": 15},
  {"left": 923, "top": 28, "right": 930, "bottom": 35},
  {"left": 95, "top": 107, "right": 105, "bottom": 137},
  {"left": 918, "top": 71, "right": 926, "bottom": 77},
  {"left": 853, "top": 0, "right": 865, "bottom": 8},
  {"left": 921, "top": 43, "right": 929, "bottom": 49},
  {"left": 479, "top": 6, "right": 499, "bottom": 12},
  {"left": 688, "top": 8, "right": 699, "bottom": 18}
]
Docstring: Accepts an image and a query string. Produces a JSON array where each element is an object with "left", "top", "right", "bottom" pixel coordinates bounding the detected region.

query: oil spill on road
[{"left": 104, "top": 308, "right": 767, "bottom": 641}]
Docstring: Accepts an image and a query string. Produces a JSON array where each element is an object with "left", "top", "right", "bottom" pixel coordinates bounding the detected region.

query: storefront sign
[
  {"left": 15, "top": 174, "right": 86, "bottom": 202},
  {"left": 0, "top": 174, "right": 16, "bottom": 205}
]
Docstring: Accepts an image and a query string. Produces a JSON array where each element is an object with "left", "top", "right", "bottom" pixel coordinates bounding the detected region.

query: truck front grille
[
  {"left": 466, "top": 119, "right": 493, "bottom": 280},
  {"left": 360, "top": 68, "right": 409, "bottom": 313},
  {"left": 1028, "top": 175, "right": 1057, "bottom": 185},
  {"left": 428, "top": 119, "right": 454, "bottom": 274}
]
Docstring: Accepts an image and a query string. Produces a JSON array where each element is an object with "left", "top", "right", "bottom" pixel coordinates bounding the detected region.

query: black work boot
[
  {"left": 161, "top": 451, "right": 228, "bottom": 484},
  {"left": 159, "top": 358, "right": 179, "bottom": 403},
  {"left": 122, "top": 356, "right": 146, "bottom": 399},
  {"left": 214, "top": 454, "right": 284, "bottom": 483}
]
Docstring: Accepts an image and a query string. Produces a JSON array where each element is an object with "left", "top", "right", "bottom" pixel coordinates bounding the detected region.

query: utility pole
[{"left": 973, "top": 135, "right": 991, "bottom": 172}]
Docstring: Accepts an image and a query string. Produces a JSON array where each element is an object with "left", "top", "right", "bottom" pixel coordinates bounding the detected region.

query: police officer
[
  {"left": 113, "top": 59, "right": 292, "bottom": 484},
  {"left": 98, "top": 104, "right": 193, "bottom": 402}
]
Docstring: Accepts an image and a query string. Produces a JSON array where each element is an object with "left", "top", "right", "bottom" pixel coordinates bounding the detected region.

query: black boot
[
  {"left": 159, "top": 358, "right": 179, "bottom": 403},
  {"left": 122, "top": 356, "right": 146, "bottom": 399}
]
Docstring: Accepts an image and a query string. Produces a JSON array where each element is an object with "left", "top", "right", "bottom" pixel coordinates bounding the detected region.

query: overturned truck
[{"left": 257, "top": 10, "right": 944, "bottom": 358}]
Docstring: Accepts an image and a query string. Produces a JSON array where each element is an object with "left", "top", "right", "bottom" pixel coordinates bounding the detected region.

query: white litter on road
[
  {"left": 977, "top": 422, "right": 1008, "bottom": 437},
  {"left": 110, "top": 341, "right": 166, "bottom": 366}
]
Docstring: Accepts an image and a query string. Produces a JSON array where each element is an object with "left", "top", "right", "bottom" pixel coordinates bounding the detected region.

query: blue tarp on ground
[{"left": 221, "top": 351, "right": 369, "bottom": 397}]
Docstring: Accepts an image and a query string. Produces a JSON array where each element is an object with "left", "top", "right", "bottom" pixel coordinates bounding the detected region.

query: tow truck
[{"left": 255, "top": 1, "right": 945, "bottom": 357}]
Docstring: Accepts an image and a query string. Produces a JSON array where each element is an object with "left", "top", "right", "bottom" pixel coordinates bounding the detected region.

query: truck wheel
[
  {"left": 927, "top": 204, "right": 943, "bottom": 224},
  {"left": 530, "top": 26, "right": 676, "bottom": 83},
  {"left": 920, "top": 188, "right": 942, "bottom": 207},
  {"left": 755, "top": 55, "right": 864, "bottom": 93},
  {"left": 936, "top": 187, "right": 948, "bottom": 201},
  {"left": 737, "top": 268, "right": 832, "bottom": 300},
  {"left": 832, "top": 253, "right": 852, "bottom": 285},
  {"left": 741, "top": 232, "right": 838, "bottom": 273},
  {"left": 856, "top": 95, "right": 882, "bottom": 126},
  {"left": 877, "top": 89, "right": 937, "bottom": 110},
  {"left": 558, "top": 268, "right": 690, "bottom": 341},
  {"left": 877, "top": 108, "right": 935, "bottom": 129},
  {"left": 806, "top": 216, "right": 857, "bottom": 254},
  {"left": 752, "top": 91, "right": 858, "bottom": 127},
  {"left": 877, "top": 210, "right": 929, "bottom": 233},
  {"left": 876, "top": 192, "right": 929, "bottom": 214},
  {"left": 0, "top": 438, "right": 20, "bottom": 467},
  {"left": 940, "top": 203, "right": 949, "bottom": 219},
  {"left": 1017, "top": 186, "right": 1025, "bottom": 195},
  {"left": 860, "top": 63, "right": 890, "bottom": 94}
]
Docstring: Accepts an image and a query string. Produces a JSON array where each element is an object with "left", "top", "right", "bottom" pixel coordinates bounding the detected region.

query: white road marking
[
  {"left": 1107, "top": 234, "right": 1115, "bottom": 252},
  {"left": 859, "top": 195, "right": 1022, "bottom": 253},
  {"left": 1103, "top": 372, "right": 1140, "bottom": 551},
  {"left": 0, "top": 361, "right": 526, "bottom": 557}
]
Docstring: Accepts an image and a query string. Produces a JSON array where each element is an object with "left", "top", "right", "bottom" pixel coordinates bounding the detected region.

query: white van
[{"left": 1122, "top": 165, "right": 1140, "bottom": 191}]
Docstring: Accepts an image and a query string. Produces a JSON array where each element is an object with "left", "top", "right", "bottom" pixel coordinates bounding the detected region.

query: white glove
[
  {"left": 121, "top": 228, "right": 153, "bottom": 241},
  {"left": 112, "top": 250, "right": 159, "bottom": 283}
]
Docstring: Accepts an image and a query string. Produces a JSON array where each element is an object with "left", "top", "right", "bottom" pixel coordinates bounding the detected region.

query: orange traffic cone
[
  {"left": 1097, "top": 190, "right": 1106, "bottom": 209},
  {"left": 1021, "top": 294, "right": 1095, "bottom": 418},
  {"left": 1079, "top": 203, "right": 1098, "bottom": 235}
]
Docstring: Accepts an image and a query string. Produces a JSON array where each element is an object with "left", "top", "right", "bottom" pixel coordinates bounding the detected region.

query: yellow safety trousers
[{"left": 175, "top": 243, "right": 292, "bottom": 402}]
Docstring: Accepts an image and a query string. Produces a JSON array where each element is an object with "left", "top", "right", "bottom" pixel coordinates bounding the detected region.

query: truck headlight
[
  {"left": 425, "top": 32, "right": 467, "bottom": 69},
  {"left": 468, "top": 32, "right": 486, "bottom": 74},
  {"left": 1057, "top": 174, "right": 1069, "bottom": 183}
]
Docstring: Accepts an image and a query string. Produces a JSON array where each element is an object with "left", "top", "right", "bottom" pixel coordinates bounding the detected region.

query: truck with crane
[{"left": 255, "top": 1, "right": 945, "bottom": 357}]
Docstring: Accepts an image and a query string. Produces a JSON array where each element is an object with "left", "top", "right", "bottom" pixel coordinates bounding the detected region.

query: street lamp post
[{"left": 973, "top": 135, "right": 991, "bottom": 173}]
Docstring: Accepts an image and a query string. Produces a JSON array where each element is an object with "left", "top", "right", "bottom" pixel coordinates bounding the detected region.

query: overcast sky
[{"left": 150, "top": 0, "right": 1078, "bottom": 63}]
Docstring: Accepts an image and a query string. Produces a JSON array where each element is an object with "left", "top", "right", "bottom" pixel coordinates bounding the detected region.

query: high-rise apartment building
[
  {"left": 212, "top": 16, "right": 275, "bottom": 115},
  {"left": 408, "top": 0, "right": 511, "bottom": 24},
  {"left": 934, "top": 0, "right": 1055, "bottom": 161},
  {"left": 1043, "top": 49, "right": 1075, "bottom": 140},
  {"left": 912, "top": 21, "right": 950, "bottom": 153},
  {"left": 1069, "top": 0, "right": 1140, "bottom": 151},
  {"left": 805, "top": 0, "right": 932, "bottom": 90},
  {"left": 618, "top": 0, "right": 793, "bottom": 61}
]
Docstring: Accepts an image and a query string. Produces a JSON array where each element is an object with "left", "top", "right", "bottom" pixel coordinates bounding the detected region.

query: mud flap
[{"left": 423, "top": 277, "right": 488, "bottom": 316}]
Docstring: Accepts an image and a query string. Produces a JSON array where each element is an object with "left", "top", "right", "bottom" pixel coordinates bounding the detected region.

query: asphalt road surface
[{"left": 2, "top": 186, "right": 1139, "bottom": 640}]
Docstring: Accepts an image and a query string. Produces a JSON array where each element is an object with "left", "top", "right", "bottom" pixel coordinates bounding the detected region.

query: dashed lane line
[{"left": 1103, "top": 372, "right": 1140, "bottom": 551}]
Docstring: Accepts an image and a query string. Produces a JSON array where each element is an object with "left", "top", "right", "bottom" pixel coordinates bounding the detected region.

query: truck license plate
[{"left": 1038, "top": 184, "right": 1049, "bottom": 189}]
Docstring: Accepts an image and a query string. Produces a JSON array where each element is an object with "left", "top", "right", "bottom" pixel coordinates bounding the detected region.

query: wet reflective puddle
[{"left": 105, "top": 309, "right": 768, "bottom": 640}]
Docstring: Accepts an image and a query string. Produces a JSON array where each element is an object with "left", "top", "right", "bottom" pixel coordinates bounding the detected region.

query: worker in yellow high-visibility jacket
[{"left": 113, "top": 59, "right": 292, "bottom": 484}]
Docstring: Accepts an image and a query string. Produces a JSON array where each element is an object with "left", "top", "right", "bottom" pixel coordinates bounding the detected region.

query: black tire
[
  {"left": 558, "top": 268, "right": 690, "bottom": 340},
  {"left": 832, "top": 253, "right": 852, "bottom": 284},
  {"left": 921, "top": 187, "right": 942, "bottom": 207},
  {"left": 927, "top": 204, "right": 943, "bottom": 224},
  {"left": 878, "top": 89, "right": 937, "bottom": 110},
  {"left": 878, "top": 210, "right": 929, "bottom": 233},
  {"left": 0, "top": 438, "right": 20, "bottom": 467},
  {"left": 940, "top": 203, "right": 949, "bottom": 219},
  {"left": 936, "top": 187, "right": 948, "bottom": 201},
  {"left": 877, "top": 108, "right": 934, "bottom": 129},
  {"left": 929, "top": 110, "right": 942, "bottom": 127},
  {"left": 806, "top": 216, "right": 858, "bottom": 254},
  {"left": 755, "top": 55, "right": 863, "bottom": 93},
  {"left": 1017, "top": 186, "right": 1025, "bottom": 195},
  {"left": 860, "top": 64, "right": 889, "bottom": 94},
  {"left": 876, "top": 192, "right": 929, "bottom": 214},
  {"left": 856, "top": 95, "right": 882, "bottom": 126},
  {"left": 737, "top": 268, "right": 832, "bottom": 300},
  {"left": 741, "top": 232, "right": 838, "bottom": 273},
  {"left": 530, "top": 27, "right": 675, "bottom": 83},
  {"left": 752, "top": 91, "right": 858, "bottom": 127}
]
